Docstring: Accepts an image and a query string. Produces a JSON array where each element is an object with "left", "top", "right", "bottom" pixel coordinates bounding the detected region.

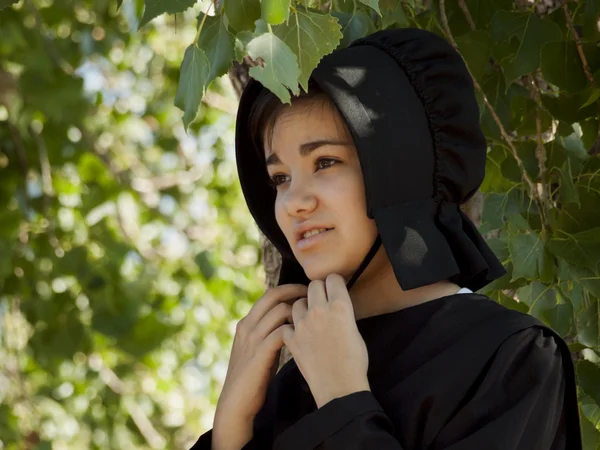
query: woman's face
[{"left": 264, "top": 97, "right": 380, "bottom": 282}]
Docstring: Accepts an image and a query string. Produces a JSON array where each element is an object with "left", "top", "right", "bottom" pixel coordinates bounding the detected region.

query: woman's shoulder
[{"left": 427, "top": 292, "right": 568, "bottom": 362}]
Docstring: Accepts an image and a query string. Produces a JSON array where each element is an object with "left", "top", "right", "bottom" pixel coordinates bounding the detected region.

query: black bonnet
[{"left": 235, "top": 28, "right": 506, "bottom": 291}]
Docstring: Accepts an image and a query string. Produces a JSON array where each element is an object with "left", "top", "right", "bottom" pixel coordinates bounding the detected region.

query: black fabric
[
  {"left": 189, "top": 293, "right": 582, "bottom": 449},
  {"left": 234, "top": 28, "right": 506, "bottom": 291}
]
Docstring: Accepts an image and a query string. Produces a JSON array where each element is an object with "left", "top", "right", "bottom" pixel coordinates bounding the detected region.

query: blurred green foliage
[
  {"left": 2, "top": 0, "right": 600, "bottom": 449},
  {"left": 0, "top": 0, "right": 264, "bottom": 448}
]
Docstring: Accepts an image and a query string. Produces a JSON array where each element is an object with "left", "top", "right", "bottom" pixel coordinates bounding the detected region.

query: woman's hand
[
  {"left": 214, "top": 284, "right": 308, "bottom": 431},
  {"left": 282, "top": 274, "right": 371, "bottom": 409}
]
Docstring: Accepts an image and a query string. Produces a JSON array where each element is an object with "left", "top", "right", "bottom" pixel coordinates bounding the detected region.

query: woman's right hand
[{"left": 213, "top": 284, "right": 308, "bottom": 428}]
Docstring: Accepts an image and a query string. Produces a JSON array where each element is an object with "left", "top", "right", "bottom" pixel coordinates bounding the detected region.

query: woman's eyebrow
[{"left": 265, "top": 139, "right": 351, "bottom": 168}]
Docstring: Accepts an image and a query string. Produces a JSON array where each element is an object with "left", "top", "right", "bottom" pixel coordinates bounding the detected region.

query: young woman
[{"left": 191, "top": 28, "right": 582, "bottom": 450}]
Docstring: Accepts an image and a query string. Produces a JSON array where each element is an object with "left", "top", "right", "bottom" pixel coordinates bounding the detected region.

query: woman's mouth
[{"left": 297, "top": 228, "right": 334, "bottom": 250}]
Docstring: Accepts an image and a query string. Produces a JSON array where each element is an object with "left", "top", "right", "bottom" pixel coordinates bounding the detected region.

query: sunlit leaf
[
  {"left": 247, "top": 32, "right": 300, "bottom": 102},
  {"left": 261, "top": 0, "right": 291, "bottom": 25},
  {"left": 175, "top": 44, "right": 210, "bottom": 129},
  {"left": 358, "top": 0, "right": 381, "bottom": 16},
  {"left": 139, "top": 0, "right": 197, "bottom": 28},
  {"left": 273, "top": 9, "right": 342, "bottom": 91}
]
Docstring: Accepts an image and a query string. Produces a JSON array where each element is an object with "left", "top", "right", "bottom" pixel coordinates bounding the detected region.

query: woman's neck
[{"left": 347, "top": 248, "right": 462, "bottom": 320}]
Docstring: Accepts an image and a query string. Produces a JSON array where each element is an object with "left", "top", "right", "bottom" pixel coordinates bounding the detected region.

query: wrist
[
  {"left": 314, "top": 380, "right": 371, "bottom": 409},
  {"left": 212, "top": 418, "right": 254, "bottom": 450}
]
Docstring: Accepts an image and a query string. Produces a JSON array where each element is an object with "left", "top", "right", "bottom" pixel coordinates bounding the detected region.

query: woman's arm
[
  {"left": 188, "top": 422, "right": 258, "bottom": 450},
  {"left": 269, "top": 327, "right": 571, "bottom": 450}
]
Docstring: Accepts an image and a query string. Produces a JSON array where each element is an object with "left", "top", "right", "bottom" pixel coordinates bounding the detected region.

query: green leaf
[
  {"left": 507, "top": 215, "right": 555, "bottom": 282},
  {"left": 563, "top": 264, "right": 600, "bottom": 300},
  {"left": 455, "top": 30, "right": 492, "bottom": 82},
  {"left": 450, "top": 0, "right": 513, "bottom": 32},
  {"left": 247, "top": 32, "right": 300, "bottom": 103},
  {"left": 500, "top": 140, "right": 539, "bottom": 182},
  {"left": 578, "top": 360, "right": 600, "bottom": 409},
  {"left": 175, "top": 44, "right": 210, "bottom": 130},
  {"left": 542, "top": 92, "right": 598, "bottom": 124},
  {"left": 508, "top": 233, "right": 541, "bottom": 280},
  {"left": 583, "top": 0, "right": 600, "bottom": 42},
  {"left": 380, "top": 0, "right": 410, "bottom": 29},
  {"left": 543, "top": 294, "right": 573, "bottom": 337},
  {"left": 333, "top": 12, "right": 375, "bottom": 49},
  {"left": 509, "top": 96, "right": 552, "bottom": 138},
  {"left": 516, "top": 282, "right": 558, "bottom": 322},
  {"left": 541, "top": 41, "right": 600, "bottom": 93},
  {"left": 558, "top": 159, "right": 580, "bottom": 206},
  {"left": 547, "top": 138, "right": 588, "bottom": 176},
  {"left": 481, "top": 189, "right": 533, "bottom": 232},
  {"left": 139, "top": 0, "right": 197, "bottom": 28},
  {"left": 358, "top": 0, "right": 381, "bottom": 16},
  {"left": 479, "top": 71, "right": 528, "bottom": 139},
  {"left": 273, "top": 10, "right": 342, "bottom": 91},
  {"left": 0, "top": 0, "right": 17, "bottom": 10},
  {"left": 224, "top": 0, "right": 261, "bottom": 32},
  {"left": 485, "top": 236, "right": 510, "bottom": 262},
  {"left": 489, "top": 290, "right": 529, "bottom": 313},
  {"left": 581, "top": 88, "right": 600, "bottom": 110},
  {"left": 261, "top": 0, "right": 290, "bottom": 25},
  {"left": 234, "top": 30, "right": 255, "bottom": 61},
  {"left": 578, "top": 297, "right": 599, "bottom": 351},
  {"left": 196, "top": 13, "right": 235, "bottom": 84},
  {"left": 480, "top": 146, "right": 519, "bottom": 193},
  {"left": 547, "top": 228, "right": 600, "bottom": 273},
  {"left": 581, "top": 414, "right": 600, "bottom": 450},
  {"left": 491, "top": 11, "right": 563, "bottom": 86}
]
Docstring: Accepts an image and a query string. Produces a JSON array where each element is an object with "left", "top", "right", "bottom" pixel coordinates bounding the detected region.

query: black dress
[{"left": 190, "top": 293, "right": 582, "bottom": 449}]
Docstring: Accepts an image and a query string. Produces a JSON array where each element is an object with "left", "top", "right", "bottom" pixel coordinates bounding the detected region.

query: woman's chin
[{"left": 302, "top": 264, "right": 351, "bottom": 283}]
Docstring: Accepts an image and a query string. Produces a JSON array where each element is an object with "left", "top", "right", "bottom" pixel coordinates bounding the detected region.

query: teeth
[{"left": 302, "top": 228, "right": 329, "bottom": 239}]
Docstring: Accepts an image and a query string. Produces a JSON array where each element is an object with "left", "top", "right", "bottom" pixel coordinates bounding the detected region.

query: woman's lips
[{"left": 297, "top": 229, "right": 334, "bottom": 250}]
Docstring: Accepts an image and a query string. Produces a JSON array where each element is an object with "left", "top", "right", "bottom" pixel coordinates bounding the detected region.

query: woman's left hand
[{"left": 283, "top": 273, "right": 371, "bottom": 408}]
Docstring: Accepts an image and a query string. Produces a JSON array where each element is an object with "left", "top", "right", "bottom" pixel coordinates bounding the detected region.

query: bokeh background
[
  {"left": 0, "top": 1, "right": 265, "bottom": 448},
  {"left": 2, "top": 0, "right": 600, "bottom": 448}
]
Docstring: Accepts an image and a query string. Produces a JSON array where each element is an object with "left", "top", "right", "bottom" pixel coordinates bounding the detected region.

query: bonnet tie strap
[{"left": 346, "top": 235, "right": 382, "bottom": 291}]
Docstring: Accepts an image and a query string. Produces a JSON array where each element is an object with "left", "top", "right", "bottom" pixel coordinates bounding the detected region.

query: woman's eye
[
  {"left": 268, "top": 158, "right": 339, "bottom": 190},
  {"left": 316, "top": 158, "right": 338, "bottom": 170},
  {"left": 269, "top": 174, "right": 288, "bottom": 188}
]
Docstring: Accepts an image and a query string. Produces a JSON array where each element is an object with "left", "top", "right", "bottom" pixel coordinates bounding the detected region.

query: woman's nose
[{"left": 282, "top": 179, "right": 317, "bottom": 216}]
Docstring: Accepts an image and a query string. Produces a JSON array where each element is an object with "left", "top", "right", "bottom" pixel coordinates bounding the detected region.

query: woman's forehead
[{"left": 266, "top": 100, "right": 352, "bottom": 150}]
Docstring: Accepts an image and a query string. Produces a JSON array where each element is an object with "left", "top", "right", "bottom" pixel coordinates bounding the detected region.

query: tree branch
[
  {"left": 439, "top": 0, "right": 547, "bottom": 229},
  {"left": 562, "top": 2, "right": 596, "bottom": 88},
  {"left": 458, "top": 0, "right": 476, "bottom": 30},
  {"left": 201, "top": 91, "right": 237, "bottom": 116},
  {"left": 99, "top": 365, "right": 166, "bottom": 449},
  {"left": 529, "top": 74, "right": 550, "bottom": 232}
]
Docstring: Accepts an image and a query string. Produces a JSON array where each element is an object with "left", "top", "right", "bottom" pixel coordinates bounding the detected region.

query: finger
[
  {"left": 292, "top": 297, "right": 308, "bottom": 325},
  {"left": 253, "top": 302, "right": 293, "bottom": 343},
  {"left": 247, "top": 284, "right": 308, "bottom": 326},
  {"left": 307, "top": 279, "right": 328, "bottom": 309},
  {"left": 262, "top": 324, "right": 295, "bottom": 356},
  {"left": 325, "top": 273, "right": 350, "bottom": 304}
]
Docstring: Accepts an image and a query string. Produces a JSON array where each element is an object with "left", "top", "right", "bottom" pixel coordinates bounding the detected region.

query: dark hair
[{"left": 248, "top": 79, "right": 335, "bottom": 159}]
